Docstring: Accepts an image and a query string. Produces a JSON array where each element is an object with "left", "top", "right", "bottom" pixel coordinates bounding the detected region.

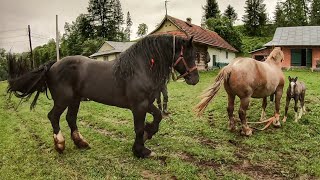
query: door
[
  {"left": 306, "top": 49, "right": 312, "bottom": 67},
  {"left": 291, "top": 49, "right": 301, "bottom": 66}
]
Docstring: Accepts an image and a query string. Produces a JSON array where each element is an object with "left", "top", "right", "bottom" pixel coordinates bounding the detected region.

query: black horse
[{"left": 7, "top": 35, "right": 199, "bottom": 158}]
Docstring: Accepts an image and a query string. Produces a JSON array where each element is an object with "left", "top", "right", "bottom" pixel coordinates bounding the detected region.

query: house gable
[
  {"left": 157, "top": 20, "right": 179, "bottom": 32},
  {"left": 98, "top": 42, "right": 114, "bottom": 52}
]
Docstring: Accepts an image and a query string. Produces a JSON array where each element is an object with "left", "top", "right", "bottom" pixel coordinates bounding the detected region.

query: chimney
[{"left": 186, "top": 17, "right": 192, "bottom": 24}]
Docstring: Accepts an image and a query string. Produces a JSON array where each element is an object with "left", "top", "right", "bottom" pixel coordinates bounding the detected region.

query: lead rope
[{"left": 171, "top": 36, "right": 177, "bottom": 81}]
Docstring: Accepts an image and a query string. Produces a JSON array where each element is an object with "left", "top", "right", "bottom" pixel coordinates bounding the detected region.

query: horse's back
[{"left": 225, "top": 57, "right": 284, "bottom": 98}]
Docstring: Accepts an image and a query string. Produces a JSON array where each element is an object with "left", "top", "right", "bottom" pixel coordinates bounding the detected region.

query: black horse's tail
[{"left": 7, "top": 59, "right": 56, "bottom": 110}]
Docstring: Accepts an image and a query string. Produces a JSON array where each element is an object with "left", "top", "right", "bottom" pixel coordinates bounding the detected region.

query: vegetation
[
  {"left": 1, "top": 70, "right": 319, "bottom": 179},
  {"left": 242, "top": 0, "right": 267, "bottom": 36},
  {"left": 203, "top": 0, "right": 220, "bottom": 19},
  {"left": 136, "top": 23, "right": 148, "bottom": 38},
  {"left": 223, "top": 5, "right": 237, "bottom": 24}
]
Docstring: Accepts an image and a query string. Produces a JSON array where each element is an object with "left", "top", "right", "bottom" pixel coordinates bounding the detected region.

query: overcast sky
[{"left": 0, "top": 0, "right": 280, "bottom": 53}]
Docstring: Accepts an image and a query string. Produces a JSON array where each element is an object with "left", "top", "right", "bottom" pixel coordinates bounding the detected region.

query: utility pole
[
  {"left": 56, "top": 15, "right": 60, "bottom": 61},
  {"left": 28, "top": 25, "right": 34, "bottom": 68}
]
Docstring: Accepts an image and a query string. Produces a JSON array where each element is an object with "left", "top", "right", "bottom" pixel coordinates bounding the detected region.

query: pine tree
[
  {"left": 223, "top": 4, "right": 237, "bottom": 24},
  {"left": 310, "top": 0, "right": 320, "bottom": 25},
  {"left": 203, "top": 0, "right": 220, "bottom": 20},
  {"left": 274, "top": 2, "right": 286, "bottom": 27},
  {"left": 282, "top": 0, "right": 308, "bottom": 26},
  {"left": 125, "top": 11, "right": 133, "bottom": 41},
  {"left": 88, "top": 0, "right": 110, "bottom": 38},
  {"left": 113, "top": 0, "right": 124, "bottom": 41},
  {"left": 242, "top": 0, "right": 267, "bottom": 36}
]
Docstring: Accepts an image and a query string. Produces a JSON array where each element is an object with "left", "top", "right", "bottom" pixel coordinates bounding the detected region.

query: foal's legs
[
  {"left": 239, "top": 97, "right": 252, "bottom": 136},
  {"left": 66, "top": 99, "right": 89, "bottom": 149},
  {"left": 260, "top": 97, "right": 267, "bottom": 121},
  {"left": 132, "top": 100, "right": 153, "bottom": 158},
  {"left": 48, "top": 104, "right": 67, "bottom": 153},
  {"left": 293, "top": 97, "right": 299, "bottom": 122},
  {"left": 227, "top": 94, "right": 236, "bottom": 131},
  {"left": 144, "top": 104, "right": 162, "bottom": 142}
]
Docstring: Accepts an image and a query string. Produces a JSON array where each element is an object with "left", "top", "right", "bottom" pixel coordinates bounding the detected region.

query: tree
[
  {"left": 274, "top": 2, "right": 286, "bottom": 27},
  {"left": 242, "top": 0, "right": 267, "bottom": 36},
  {"left": 224, "top": 4, "right": 237, "bottom": 24},
  {"left": 125, "top": 11, "right": 133, "bottom": 41},
  {"left": 206, "top": 17, "right": 242, "bottom": 52},
  {"left": 113, "top": 0, "right": 125, "bottom": 41},
  {"left": 282, "top": 0, "right": 309, "bottom": 26},
  {"left": 203, "top": 0, "right": 220, "bottom": 20},
  {"left": 137, "top": 23, "right": 148, "bottom": 38},
  {"left": 310, "top": 0, "right": 320, "bottom": 25},
  {"left": 0, "top": 48, "right": 8, "bottom": 81}
]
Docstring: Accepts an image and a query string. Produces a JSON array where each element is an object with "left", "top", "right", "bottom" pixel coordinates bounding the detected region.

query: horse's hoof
[
  {"left": 282, "top": 117, "right": 287, "bottom": 123},
  {"left": 241, "top": 127, "right": 252, "bottom": 136},
  {"left": 54, "top": 131, "right": 65, "bottom": 153},
  {"left": 55, "top": 143, "right": 65, "bottom": 154},
  {"left": 273, "top": 121, "right": 281, "bottom": 128},
  {"left": 133, "top": 146, "right": 152, "bottom": 158},
  {"left": 75, "top": 140, "right": 90, "bottom": 149},
  {"left": 146, "top": 151, "right": 156, "bottom": 158}
]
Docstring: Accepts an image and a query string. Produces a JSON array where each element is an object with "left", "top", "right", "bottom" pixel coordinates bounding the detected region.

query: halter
[{"left": 171, "top": 36, "right": 197, "bottom": 80}]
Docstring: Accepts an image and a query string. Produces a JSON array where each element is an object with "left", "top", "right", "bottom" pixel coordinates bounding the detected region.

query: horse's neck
[{"left": 265, "top": 58, "right": 281, "bottom": 67}]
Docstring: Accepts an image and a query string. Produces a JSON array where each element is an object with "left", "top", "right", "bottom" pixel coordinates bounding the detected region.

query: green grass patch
[{"left": 0, "top": 69, "right": 319, "bottom": 179}]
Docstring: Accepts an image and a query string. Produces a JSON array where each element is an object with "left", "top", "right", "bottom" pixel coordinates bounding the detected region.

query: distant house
[
  {"left": 90, "top": 41, "right": 135, "bottom": 61},
  {"left": 149, "top": 15, "right": 238, "bottom": 70},
  {"left": 250, "top": 26, "right": 320, "bottom": 69}
]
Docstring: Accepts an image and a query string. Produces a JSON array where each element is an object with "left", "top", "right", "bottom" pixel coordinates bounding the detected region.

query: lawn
[{"left": 0, "top": 69, "right": 319, "bottom": 179}]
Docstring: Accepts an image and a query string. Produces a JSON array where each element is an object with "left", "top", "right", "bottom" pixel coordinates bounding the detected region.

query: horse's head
[
  {"left": 288, "top": 76, "right": 298, "bottom": 96},
  {"left": 173, "top": 36, "right": 199, "bottom": 85},
  {"left": 269, "top": 47, "right": 284, "bottom": 64}
]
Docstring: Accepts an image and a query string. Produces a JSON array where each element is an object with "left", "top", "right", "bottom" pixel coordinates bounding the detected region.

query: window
[
  {"left": 103, "top": 56, "right": 108, "bottom": 61},
  {"left": 226, "top": 51, "right": 228, "bottom": 59},
  {"left": 212, "top": 55, "right": 216, "bottom": 66}
]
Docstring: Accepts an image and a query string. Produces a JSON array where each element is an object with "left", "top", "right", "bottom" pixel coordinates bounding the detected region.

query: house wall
[
  {"left": 95, "top": 54, "right": 118, "bottom": 61},
  {"left": 98, "top": 43, "right": 114, "bottom": 52},
  {"left": 251, "top": 48, "right": 272, "bottom": 60},
  {"left": 207, "top": 47, "right": 236, "bottom": 67},
  {"left": 156, "top": 20, "right": 179, "bottom": 32}
]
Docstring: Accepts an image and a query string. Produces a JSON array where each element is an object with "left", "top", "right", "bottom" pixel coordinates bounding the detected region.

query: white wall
[{"left": 207, "top": 47, "right": 236, "bottom": 67}]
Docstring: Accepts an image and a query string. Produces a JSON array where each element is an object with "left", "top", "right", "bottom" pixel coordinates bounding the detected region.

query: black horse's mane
[{"left": 113, "top": 35, "right": 185, "bottom": 85}]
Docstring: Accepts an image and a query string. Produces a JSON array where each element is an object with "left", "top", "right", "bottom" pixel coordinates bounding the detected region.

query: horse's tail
[
  {"left": 194, "top": 66, "right": 232, "bottom": 116},
  {"left": 7, "top": 60, "right": 56, "bottom": 110}
]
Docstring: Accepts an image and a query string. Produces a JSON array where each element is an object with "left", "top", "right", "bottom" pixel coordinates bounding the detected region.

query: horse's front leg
[
  {"left": 144, "top": 104, "right": 162, "bottom": 142},
  {"left": 239, "top": 97, "right": 252, "bottom": 136},
  {"left": 132, "top": 101, "right": 154, "bottom": 158},
  {"left": 294, "top": 97, "right": 299, "bottom": 122},
  {"left": 282, "top": 96, "right": 290, "bottom": 122}
]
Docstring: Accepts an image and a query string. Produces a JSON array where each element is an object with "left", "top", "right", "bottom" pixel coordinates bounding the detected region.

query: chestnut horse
[{"left": 195, "top": 47, "right": 285, "bottom": 136}]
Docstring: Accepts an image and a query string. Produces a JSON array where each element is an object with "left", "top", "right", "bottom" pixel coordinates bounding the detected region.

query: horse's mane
[{"left": 113, "top": 35, "right": 183, "bottom": 86}]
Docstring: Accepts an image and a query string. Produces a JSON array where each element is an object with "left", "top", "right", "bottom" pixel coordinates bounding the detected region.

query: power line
[
  {"left": 0, "top": 28, "right": 27, "bottom": 33},
  {"left": 0, "top": 35, "right": 28, "bottom": 40},
  {"left": 32, "top": 33, "right": 51, "bottom": 39}
]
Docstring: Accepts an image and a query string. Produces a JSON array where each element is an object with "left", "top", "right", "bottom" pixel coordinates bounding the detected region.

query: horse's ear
[
  {"left": 288, "top": 76, "right": 291, "bottom": 81},
  {"left": 294, "top": 77, "right": 298, "bottom": 82},
  {"left": 189, "top": 36, "right": 194, "bottom": 46}
]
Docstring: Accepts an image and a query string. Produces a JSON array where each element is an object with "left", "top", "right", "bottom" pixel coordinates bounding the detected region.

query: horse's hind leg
[
  {"left": 260, "top": 97, "right": 267, "bottom": 121},
  {"left": 48, "top": 104, "right": 67, "bottom": 153},
  {"left": 239, "top": 97, "right": 252, "bottom": 136},
  {"left": 282, "top": 96, "right": 290, "bottom": 122},
  {"left": 144, "top": 104, "right": 162, "bottom": 142},
  {"left": 227, "top": 94, "right": 236, "bottom": 132},
  {"left": 66, "top": 99, "right": 89, "bottom": 149}
]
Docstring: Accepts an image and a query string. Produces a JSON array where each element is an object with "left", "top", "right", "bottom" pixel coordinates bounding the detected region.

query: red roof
[{"left": 153, "top": 16, "right": 238, "bottom": 52}]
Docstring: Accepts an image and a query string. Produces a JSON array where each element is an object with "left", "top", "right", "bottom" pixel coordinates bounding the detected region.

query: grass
[{"left": 0, "top": 69, "right": 320, "bottom": 179}]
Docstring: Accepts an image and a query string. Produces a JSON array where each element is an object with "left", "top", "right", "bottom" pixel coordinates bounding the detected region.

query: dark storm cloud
[{"left": 0, "top": 0, "right": 279, "bottom": 52}]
